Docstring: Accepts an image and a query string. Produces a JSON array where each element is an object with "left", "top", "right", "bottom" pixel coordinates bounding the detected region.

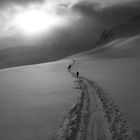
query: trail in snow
[
  {"left": 81, "top": 78, "right": 112, "bottom": 140},
  {"left": 56, "top": 59, "right": 135, "bottom": 140}
]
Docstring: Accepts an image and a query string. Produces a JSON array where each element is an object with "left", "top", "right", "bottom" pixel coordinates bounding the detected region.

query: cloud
[
  {"left": 70, "top": 0, "right": 140, "bottom": 25},
  {"left": 71, "top": 2, "right": 99, "bottom": 17},
  {"left": 0, "top": 0, "right": 140, "bottom": 50},
  {"left": 99, "top": 5, "right": 140, "bottom": 24},
  {"left": 70, "top": 0, "right": 140, "bottom": 8},
  {"left": 0, "top": 0, "right": 45, "bottom": 7},
  {"left": 0, "top": 0, "right": 140, "bottom": 9}
]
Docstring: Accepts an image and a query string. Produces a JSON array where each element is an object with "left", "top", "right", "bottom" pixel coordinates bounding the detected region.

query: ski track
[
  {"left": 78, "top": 77, "right": 112, "bottom": 140},
  {"left": 56, "top": 59, "right": 134, "bottom": 140},
  {"left": 68, "top": 60, "right": 112, "bottom": 140}
]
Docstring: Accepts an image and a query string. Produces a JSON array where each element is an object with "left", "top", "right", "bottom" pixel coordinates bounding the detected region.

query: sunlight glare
[{"left": 15, "top": 10, "right": 63, "bottom": 35}]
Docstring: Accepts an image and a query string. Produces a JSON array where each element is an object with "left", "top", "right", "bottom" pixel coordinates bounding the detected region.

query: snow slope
[
  {"left": 0, "top": 60, "right": 79, "bottom": 140},
  {"left": 70, "top": 35, "right": 140, "bottom": 131},
  {"left": 1, "top": 15, "right": 140, "bottom": 140}
]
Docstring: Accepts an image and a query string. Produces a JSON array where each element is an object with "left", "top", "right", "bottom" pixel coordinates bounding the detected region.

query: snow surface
[
  {"left": 56, "top": 61, "right": 134, "bottom": 140},
  {"left": 0, "top": 59, "right": 79, "bottom": 140},
  {"left": 70, "top": 35, "right": 140, "bottom": 131},
  {"left": 0, "top": 33, "right": 140, "bottom": 139}
]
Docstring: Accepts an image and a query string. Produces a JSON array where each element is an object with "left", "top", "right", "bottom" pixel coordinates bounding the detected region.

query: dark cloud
[
  {"left": 100, "top": 3, "right": 140, "bottom": 24},
  {"left": 71, "top": 0, "right": 140, "bottom": 25},
  {"left": 71, "top": 2, "right": 100, "bottom": 18}
]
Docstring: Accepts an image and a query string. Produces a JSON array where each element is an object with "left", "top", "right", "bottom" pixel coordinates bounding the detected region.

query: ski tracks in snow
[
  {"left": 67, "top": 59, "right": 112, "bottom": 140},
  {"left": 56, "top": 59, "right": 134, "bottom": 140},
  {"left": 77, "top": 77, "right": 112, "bottom": 140}
]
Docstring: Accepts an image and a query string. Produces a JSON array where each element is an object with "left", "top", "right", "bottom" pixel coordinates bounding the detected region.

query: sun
[{"left": 14, "top": 10, "right": 62, "bottom": 35}]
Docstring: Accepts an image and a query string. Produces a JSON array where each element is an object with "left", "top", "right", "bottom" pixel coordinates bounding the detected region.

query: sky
[{"left": 0, "top": 0, "right": 140, "bottom": 49}]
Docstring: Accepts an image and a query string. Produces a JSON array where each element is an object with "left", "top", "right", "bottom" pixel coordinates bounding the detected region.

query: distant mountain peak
[
  {"left": 94, "top": 14, "right": 140, "bottom": 48},
  {"left": 94, "top": 29, "right": 114, "bottom": 47}
]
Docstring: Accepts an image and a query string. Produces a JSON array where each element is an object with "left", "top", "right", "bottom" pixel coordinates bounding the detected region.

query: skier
[
  {"left": 68, "top": 65, "right": 71, "bottom": 71},
  {"left": 76, "top": 71, "right": 79, "bottom": 78}
]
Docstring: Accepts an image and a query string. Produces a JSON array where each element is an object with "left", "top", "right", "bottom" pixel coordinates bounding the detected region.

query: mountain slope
[
  {"left": 70, "top": 34, "right": 140, "bottom": 139},
  {"left": 0, "top": 20, "right": 102, "bottom": 69},
  {"left": 0, "top": 59, "right": 79, "bottom": 140},
  {"left": 95, "top": 14, "right": 140, "bottom": 47},
  {"left": 1, "top": 15, "right": 140, "bottom": 70}
]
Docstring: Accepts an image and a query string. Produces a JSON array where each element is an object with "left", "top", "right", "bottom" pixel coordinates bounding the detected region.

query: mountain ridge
[{"left": 0, "top": 14, "right": 140, "bottom": 69}]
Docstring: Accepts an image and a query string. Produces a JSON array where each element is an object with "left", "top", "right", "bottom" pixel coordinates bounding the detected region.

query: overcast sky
[{"left": 0, "top": 0, "right": 140, "bottom": 49}]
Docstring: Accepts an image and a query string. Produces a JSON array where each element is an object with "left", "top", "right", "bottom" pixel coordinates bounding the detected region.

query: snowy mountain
[
  {"left": 0, "top": 14, "right": 140, "bottom": 140},
  {"left": 0, "top": 15, "right": 139, "bottom": 70},
  {"left": 94, "top": 15, "right": 140, "bottom": 47}
]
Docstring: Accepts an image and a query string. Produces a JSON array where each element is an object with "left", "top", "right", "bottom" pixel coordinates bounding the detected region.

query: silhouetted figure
[
  {"left": 76, "top": 71, "right": 79, "bottom": 78},
  {"left": 68, "top": 65, "right": 71, "bottom": 71}
]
